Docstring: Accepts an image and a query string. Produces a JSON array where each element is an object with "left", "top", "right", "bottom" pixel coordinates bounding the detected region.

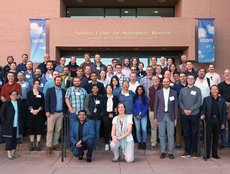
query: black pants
[
  {"left": 102, "top": 115, "right": 113, "bottom": 144},
  {"left": 182, "top": 114, "right": 200, "bottom": 154},
  {"left": 206, "top": 117, "right": 220, "bottom": 157},
  {"left": 72, "top": 139, "right": 94, "bottom": 159},
  {"left": 5, "top": 127, "right": 18, "bottom": 151},
  {"left": 21, "top": 99, "right": 27, "bottom": 136}
]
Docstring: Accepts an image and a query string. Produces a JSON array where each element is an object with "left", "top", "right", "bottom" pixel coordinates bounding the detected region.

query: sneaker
[
  {"left": 105, "top": 144, "right": 110, "bottom": 151},
  {"left": 191, "top": 153, "right": 198, "bottom": 159},
  {"left": 180, "top": 152, "right": 190, "bottom": 158},
  {"left": 160, "top": 153, "right": 166, "bottom": 159},
  {"left": 149, "top": 145, "right": 156, "bottom": 151},
  {"left": 168, "top": 154, "right": 175, "bottom": 159}
]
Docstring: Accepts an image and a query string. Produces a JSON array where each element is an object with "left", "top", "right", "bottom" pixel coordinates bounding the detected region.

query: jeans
[
  {"left": 72, "top": 139, "right": 94, "bottom": 159},
  {"left": 87, "top": 119, "right": 101, "bottom": 148},
  {"left": 220, "top": 120, "right": 230, "bottom": 147},
  {"left": 134, "top": 115, "right": 147, "bottom": 143}
]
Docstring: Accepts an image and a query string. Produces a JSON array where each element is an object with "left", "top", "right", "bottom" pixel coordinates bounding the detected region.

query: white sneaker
[{"left": 105, "top": 144, "right": 110, "bottom": 151}]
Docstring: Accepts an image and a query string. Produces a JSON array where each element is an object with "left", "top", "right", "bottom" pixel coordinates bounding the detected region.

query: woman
[
  {"left": 106, "top": 65, "right": 114, "bottom": 84},
  {"left": 169, "top": 64, "right": 178, "bottom": 83},
  {"left": 103, "top": 84, "right": 119, "bottom": 151},
  {"left": 27, "top": 79, "right": 45, "bottom": 151},
  {"left": 0, "top": 90, "right": 23, "bottom": 159},
  {"left": 110, "top": 76, "right": 121, "bottom": 97},
  {"left": 98, "top": 70, "right": 108, "bottom": 87},
  {"left": 110, "top": 102, "right": 134, "bottom": 163},
  {"left": 130, "top": 57, "right": 140, "bottom": 71},
  {"left": 201, "top": 85, "right": 227, "bottom": 159},
  {"left": 133, "top": 85, "right": 149, "bottom": 150},
  {"left": 84, "top": 84, "right": 104, "bottom": 150}
]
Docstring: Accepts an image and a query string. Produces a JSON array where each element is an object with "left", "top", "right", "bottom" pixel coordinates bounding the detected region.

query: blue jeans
[
  {"left": 221, "top": 120, "right": 230, "bottom": 147},
  {"left": 134, "top": 116, "right": 147, "bottom": 143},
  {"left": 68, "top": 112, "right": 78, "bottom": 147},
  {"left": 87, "top": 119, "right": 101, "bottom": 148}
]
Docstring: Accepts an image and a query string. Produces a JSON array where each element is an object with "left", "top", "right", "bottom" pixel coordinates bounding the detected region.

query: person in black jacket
[
  {"left": 102, "top": 84, "right": 119, "bottom": 151},
  {"left": 0, "top": 90, "right": 23, "bottom": 159},
  {"left": 201, "top": 85, "right": 227, "bottom": 159},
  {"left": 84, "top": 84, "right": 105, "bottom": 150}
]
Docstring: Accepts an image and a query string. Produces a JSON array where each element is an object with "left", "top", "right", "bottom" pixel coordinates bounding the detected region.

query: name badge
[
  {"left": 170, "top": 83, "right": 174, "bottom": 87},
  {"left": 169, "top": 96, "right": 175, "bottom": 101},
  {"left": 0, "top": 81, "right": 3, "bottom": 85},
  {"left": 191, "top": 90, "right": 196, "bottom": 95},
  {"left": 36, "top": 95, "right": 41, "bottom": 98},
  {"left": 26, "top": 74, "right": 31, "bottom": 79},
  {"left": 124, "top": 93, "right": 129, "bottom": 97},
  {"left": 40, "top": 83, "right": 44, "bottom": 87},
  {"left": 21, "top": 83, "right": 27, "bottom": 88},
  {"left": 94, "top": 108, "right": 97, "bottom": 113},
  {"left": 88, "top": 80, "right": 92, "bottom": 83},
  {"left": 95, "top": 100, "right": 100, "bottom": 105},
  {"left": 158, "top": 74, "right": 162, "bottom": 78},
  {"left": 96, "top": 67, "right": 100, "bottom": 70},
  {"left": 75, "top": 92, "right": 80, "bottom": 96}
]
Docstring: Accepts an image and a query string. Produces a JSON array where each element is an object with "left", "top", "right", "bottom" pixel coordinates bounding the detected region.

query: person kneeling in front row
[
  {"left": 110, "top": 102, "right": 134, "bottom": 163},
  {"left": 69, "top": 110, "right": 94, "bottom": 162}
]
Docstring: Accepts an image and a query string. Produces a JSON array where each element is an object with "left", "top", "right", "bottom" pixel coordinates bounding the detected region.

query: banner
[
  {"left": 198, "top": 18, "right": 215, "bottom": 63},
  {"left": 30, "top": 19, "right": 46, "bottom": 63}
]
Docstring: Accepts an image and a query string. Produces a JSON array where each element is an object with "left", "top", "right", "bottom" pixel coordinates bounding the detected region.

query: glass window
[
  {"left": 137, "top": 8, "right": 174, "bottom": 17},
  {"left": 105, "top": 8, "right": 120, "bottom": 18},
  {"left": 67, "top": 8, "right": 104, "bottom": 18},
  {"left": 121, "top": 8, "right": 136, "bottom": 18}
]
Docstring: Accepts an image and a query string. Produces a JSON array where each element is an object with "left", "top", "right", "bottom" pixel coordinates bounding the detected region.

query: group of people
[{"left": 0, "top": 53, "right": 229, "bottom": 163}]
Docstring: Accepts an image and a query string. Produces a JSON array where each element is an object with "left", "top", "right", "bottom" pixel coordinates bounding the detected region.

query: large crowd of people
[{"left": 0, "top": 53, "right": 229, "bottom": 163}]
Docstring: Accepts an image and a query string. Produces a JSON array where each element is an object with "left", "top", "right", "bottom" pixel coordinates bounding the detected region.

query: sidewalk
[{"left": 0, "top": 142, "right": 230, "bottom": 174}]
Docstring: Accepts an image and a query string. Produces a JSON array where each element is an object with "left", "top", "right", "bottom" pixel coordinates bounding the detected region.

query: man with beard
[
  {"left": 29, "top": 68, "right": 47, "bottom": 91},
  {"left": 122, "top": 58, "right": 131, "bottom": 78},
  {"left": 91, "top": 54, "right": 107, "bottom": 76},
  {"left": 16, "top": 53, "right": 28, "bottom": 73},
  {"left": 24, "top": 61, "right": 34, "bottom": 83},
  {"left": 3, "top": 56, "right": 14, "bottom": 78},
  {"left": 45, "top": 76, "right": 66, "bottom": 156},
  {"left": 67, "top": 56, "right": 79, "bottom": 78}
]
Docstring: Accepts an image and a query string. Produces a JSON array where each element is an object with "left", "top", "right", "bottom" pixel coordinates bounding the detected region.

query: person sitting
[{"left": 69, "top": 110, "right": 94, "bottom": 162}]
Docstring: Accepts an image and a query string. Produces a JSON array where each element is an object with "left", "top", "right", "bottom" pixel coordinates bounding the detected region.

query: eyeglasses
[{"left": 131, "top": 69, "right": 136, "bottom": 71}]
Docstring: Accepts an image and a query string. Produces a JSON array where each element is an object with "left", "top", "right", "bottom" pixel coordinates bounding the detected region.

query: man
[
  {"left": 185, "top": 61, "right": 197, "bottom": 78},
  {"left": 149, "top": 76, "right": 162, "bottom": 150},
  {"left": 16, "top": 53, "right": 28, "bottom": 73},
  {"left": 128, "top": 72, "right": 139, "bottom": 93},
  {"left": 140, "top": 65, "right": 153, "bottom": 97},
  {"left": 80, "top": 53, "right": 93, "bottom": 70},
  {"left": 67, "top": 56, "right": 79, "bottom": 77},
  {"left": 43, "top": 61, "right": 54, "bottom": 82},
  {"left": 167, "top": 58, "right": 173, "bottom": 70},
  {"left": 62, "top": 66, "right": 73, "bottom": 89},
  {"left": 122, "top": 58, "right": 131, "bottom": 78},
  {"left": 65, "top": 77, "right": 88, "bottom": 125},
  {"left": 84, "top": 72, "right": 105, "bottom": 95},
  {"left": 45, "top": 76, "right": 66, "bottom": 156},
  {"left": 29, "top": 68, "right": 47, "bottom": 91},
  {"left": 43, "top": 71, "right": 60, "bottom": 95},
  {"left": 154, "top": 78, "right": 178, "bottom": 159},
  {"left": 84, "top": 65, "right": 92, "bottom": 80},
  {"left": 111, "top": 58, "right": 119, "bottom": 72},
  {"left": 3, "top": 56, "right": 14, "bottom": 78},
  {"left": 150, "top": 56, "right": 158, "bottom": 73},
  {"left": 37, "top": 53, "right": 51, "bottom": 75},
  {"left": 69, "top": 110, "right": 94, "bottom": 162},
  {"left": 218, "top": 69, "right": 230, "bottom": 148},
  {"left": 130, "top": 66, "right": 141, "bottom": 82},
  {"left": 76, "top": 67, "right": 88, "bottom": 88},
  {"left": 24, "top": 61, "right": 34, "bottom": 83},
  {"left": 177, "top": 55, "right": 187, "bottom": 73},
  {"left": 1, "top": 72, "right": 22, "bottom": 102},
  {"left": 179, "top": 75, "right": 202, "bottom": 158},
  {"left": 91, "top": 54, "right": 106, "bottom": 75},
  {"left": 201, "top": 85, "right": 227, "bottom": 159},
  {"left": 137, "top": 62, "right": 146, "bottom": 78},
  {"left": 55, "top": 57, "right": 66, "bottom": 75},
  {"left": 195, "top": 68, "right": 213, "bottom": 102},
  {"left": 205, "top": 64, "right": 221, "bottom": 85},
  {"left": 114, "top": 63, "right": 128, "bottom": 87},
  {"left": 160, "top": 56, "right": 168, "bottom": 73},
  {"left": 154, "top": 65, "right": 164, "bottom": 82}
]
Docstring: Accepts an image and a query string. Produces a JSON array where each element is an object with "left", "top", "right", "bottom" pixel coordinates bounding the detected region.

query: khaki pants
[
  {"left": 175, "top": 110, "right": 182, "bottom": 145},
  {"left": 149, "top": 109, "right": 157, "bottom": 146},
  {"left": 46, "top": 112, "right": 63, "bottom": 147}
]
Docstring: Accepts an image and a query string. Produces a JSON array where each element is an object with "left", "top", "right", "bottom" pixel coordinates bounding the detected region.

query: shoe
[
  {"left": 180, "top": 152, "right": 190, "bottom": 158},
  {"left": 105, "top": 144, "right": 110, "bottom": 151},
  {"left": 53, "top": 144, "right": 61, "bottom": 151},
  {"left": 203, "top": 155, "right": 210, "bottom": 159},
  {"left": 175, "top": 144, "right": 181, "bottom": 149},
  {"left": 86, "top": 158, "right": 92, "bottom": 162},
  {"left": 191, "top": 153, "right": 198, "bottom": 159},
  {"left": 35, "top": 142, "right": 41, "bottom": 151},
  {"left": 95, "top": 146, "right": 100, "bottom": 151},
  {"left": 7, "top": 151, "right": 13, "bottom": 159},
  {"left": 112, "top": 158, "right": 120, "bottom": 162},
  {"left": 160, "top": 153, "right": 166, "bottom": 159},
  {"left": 212, "top": 155, "right": 220, "bottom": 159},
  {"left": 149, "top": 145, "right": 156, "bottom": 151},
  {"left": 78, "top": 156, "right": 83, "bottom": 160},
  {"left": 29, "top": 142, "right": 35, "bottom": 151},
  {"left": 138, "top": 143, "right": 142, "bottom": 150},
  {"left": 168, "top": 154, "right": 175, "bottom": 159},
  {"left": 142, "top": 143, "right": 147, "bottom": 150},
  {"left": 46, "top": 147, "right": 52, "bottom": 156}
]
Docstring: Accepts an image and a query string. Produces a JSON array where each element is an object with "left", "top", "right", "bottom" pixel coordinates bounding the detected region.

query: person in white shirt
[
  {"left": 205, "top": 64, "right": 221, "bottom": 85},
  {"left": 129, "top": 73, "right": 140, "bottom": 93}
]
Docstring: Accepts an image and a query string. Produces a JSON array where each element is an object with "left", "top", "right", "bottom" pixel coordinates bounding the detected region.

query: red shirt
[{"left": 1, "top": 82, "right": 22, "bottom": 100}]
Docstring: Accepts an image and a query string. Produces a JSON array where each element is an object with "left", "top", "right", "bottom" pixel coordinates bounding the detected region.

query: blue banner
[
  {"left": 30, "top": 19, "right": 46, "bottom": 63},
  {"left": 198, "top": 19, "right": 215, "bottom": 63}
]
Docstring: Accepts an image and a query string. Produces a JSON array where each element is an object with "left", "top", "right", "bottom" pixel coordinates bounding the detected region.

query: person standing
[
  {"left": 154, "top": 78, "right": 178, "bottom": 159},
  {"left": 179, "top": 75, "right": 202, "bottom": 158},
  {"left": 16, "top": 53, "right": 28, "bottom": 73},
  {"left": 133, "top": 85, "right": 149, "bottom": 150},
  {"left": 0, "top": 90, "right": 23, "bottom": 159},
  {"left": 45, "top": 76, "right": 66, "bottom": 156},
  {"left": 140, "top": 66, "right": 153, "bottom": 97},
  {"left": 205, "top": 64, "right": 221, "bottom": 85},
  {"left": 201, "top": 85, "right": 227, "bottom": 159},
  {"left": 91, "top": 54, "right": 107, "bottom": 76},
  {"left": 27, "top": 79, "right": 45, "bottom": 151},
  {"left": 67, "top": 56, "right": 79, "bottom": 78},
  {"left": 110, "top": 102, "right": 134, "bottom": 163}
]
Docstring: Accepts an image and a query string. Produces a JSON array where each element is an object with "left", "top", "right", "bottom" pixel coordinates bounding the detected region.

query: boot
[
  {"left": 29, "top": 142, "right": 35, "bottom": 151},
  {"left": 142, "top": 143, "right": 147, "bottom": 150},
  {"left": 35, "top": 141, "right": 41, "bottom": 151}
]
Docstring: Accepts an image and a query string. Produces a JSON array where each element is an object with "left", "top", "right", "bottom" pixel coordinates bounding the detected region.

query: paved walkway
[{"left": 0, "top": 142, "right": 230, "bottom": 174}]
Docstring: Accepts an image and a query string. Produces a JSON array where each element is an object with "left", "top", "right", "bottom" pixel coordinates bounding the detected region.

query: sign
[
  {"left": 198, "top": 18, "right": 215, "bottom": 63},
  {"left": 30, "top": 19, "right": 46, "bottom": 63}
]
